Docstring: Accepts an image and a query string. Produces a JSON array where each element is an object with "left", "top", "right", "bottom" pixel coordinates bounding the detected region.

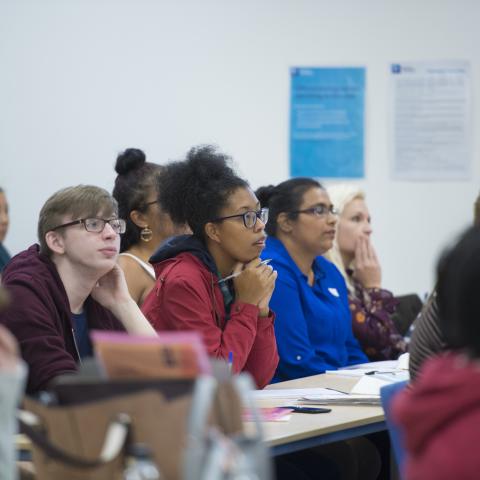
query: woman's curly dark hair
[
  {"left": 112, "top": 148, "right": 163, "bottom": 252},
  {"left": 158, "top": 145, "right": 248, "bottom": 239},
  {"left": 255, "top": 178, "right": 323, "bottom": 237}
]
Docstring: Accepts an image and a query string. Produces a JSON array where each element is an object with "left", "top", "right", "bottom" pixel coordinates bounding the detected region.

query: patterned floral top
[{"left": 348, "top": 271, "right": 407, "bottom": 361}]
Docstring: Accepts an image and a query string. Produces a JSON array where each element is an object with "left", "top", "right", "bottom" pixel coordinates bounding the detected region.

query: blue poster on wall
[{"left": 290, "top": 67, "right": 365, "bottom": 178}]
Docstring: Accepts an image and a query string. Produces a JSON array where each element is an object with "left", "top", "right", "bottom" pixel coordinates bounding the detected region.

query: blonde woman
[{"left": 325, "top": 184, "right": 406, "bottom": 360}]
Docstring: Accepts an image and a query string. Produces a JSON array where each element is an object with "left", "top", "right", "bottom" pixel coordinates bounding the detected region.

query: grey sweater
[{"left": 409, "top": 291, "right": 447, "bottom": 380}]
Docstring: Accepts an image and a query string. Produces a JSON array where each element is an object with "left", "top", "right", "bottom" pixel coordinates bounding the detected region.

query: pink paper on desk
[
  {"left": 243, "top": 407, "right": 293, "bottom": 422},
  {"left": 91, "top": 330, "right": 211, "bottom": 379}
]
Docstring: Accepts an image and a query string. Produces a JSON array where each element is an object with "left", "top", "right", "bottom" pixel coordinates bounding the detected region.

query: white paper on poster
[{"left": 390, "top": 61, "right": 471, "bottom": 181}]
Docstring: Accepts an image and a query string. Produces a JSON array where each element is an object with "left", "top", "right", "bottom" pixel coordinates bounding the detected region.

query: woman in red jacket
[{"left": 141, "top": 145, "right": 278, "bottom": 388}]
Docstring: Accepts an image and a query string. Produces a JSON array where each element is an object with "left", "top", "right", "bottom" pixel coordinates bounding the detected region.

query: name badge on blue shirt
[{"left": 328, "top": 287, "right": 340, "bottom": 297}]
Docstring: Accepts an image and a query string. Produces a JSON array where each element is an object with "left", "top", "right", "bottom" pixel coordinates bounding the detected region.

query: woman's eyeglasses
[
  {"left": 290, "top": 204, "right": 338, "bottom": 218},
  {"left": 50, "top": 218, "right": 127, "bottom": 234},
  {"left": 211, "top": 208, "right": 269, "bottom": 229}
]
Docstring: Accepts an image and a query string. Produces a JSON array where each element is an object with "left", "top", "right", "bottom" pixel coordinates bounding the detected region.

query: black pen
[
  {"left": 324, "top": 386, "right": 349, "bottom": 395},
  {"left": 365, "top": 370, "right": 399, "bottom": 375},
  {"left": 282, "top": 406, "right": 331, "bottom": 414}
]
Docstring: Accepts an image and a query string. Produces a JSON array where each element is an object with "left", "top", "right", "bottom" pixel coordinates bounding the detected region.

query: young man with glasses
[{"left": 0, "top": 185, "right": 156, "bottom": 394}]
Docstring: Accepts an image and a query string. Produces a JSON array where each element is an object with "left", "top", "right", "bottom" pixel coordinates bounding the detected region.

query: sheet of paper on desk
[
  {"left": 299, "top": 394, "right": 381, "bottom": 406},
  {"left": 253, "top": 388, "right": 348, "bottom": 400},
  {"left": 299, "top": 384, "right": 381, "bottom": 405},
  {"left": 326, "top": 354, "right": 410, "bottom": 379},
  {"left": 396, "top": 352, "right": 409, "bottom": 370},
  {"left": 326, "top": 361, "right": 397, "bottom": 376},
  {"left": 255, "top": 387, "right": 381, "bottom": 406},
  {"left": 343, "top": 360, "right": 398, "bottom": 370},
  {"left": 350, "top": 375, "right": 390, "bottom": 396}
]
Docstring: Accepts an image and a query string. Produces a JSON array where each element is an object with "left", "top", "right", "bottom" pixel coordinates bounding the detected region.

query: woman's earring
[{"left": 140, "top": 226, "right": 153, "bottom": 242}]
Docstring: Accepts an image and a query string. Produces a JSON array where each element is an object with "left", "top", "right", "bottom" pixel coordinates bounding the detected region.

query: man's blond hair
[{"left": 38, "top": 185, "right": 118, "bottom": 256}]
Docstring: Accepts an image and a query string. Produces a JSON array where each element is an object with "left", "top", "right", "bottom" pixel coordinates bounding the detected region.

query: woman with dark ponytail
[
  {"left": 257, "top": 180, "right": 386, "bottom": 480},
  {"left": 141, "top": 145, "right": 278, "bottom": 388},
  {"left": 113, "top": 148, "right": 188, "bottom": 306},
  {"left": 257, "top": 179, "right": 381, "bottom": 480},
  {"left": 256, "top": 178, "right": 367, "bottom": 382}
]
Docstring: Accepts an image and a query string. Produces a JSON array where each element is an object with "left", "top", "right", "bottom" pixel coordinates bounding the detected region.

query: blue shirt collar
[{"left": 265, "top": 236, "right": 324, "bottom": 282}]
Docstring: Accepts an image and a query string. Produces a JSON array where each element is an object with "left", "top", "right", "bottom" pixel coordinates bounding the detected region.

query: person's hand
[
  {"left": 233, "top": 258, "right": 277, "bottom": 309},
  {"left": 91, "top": 265, "right": 156, "bottom": 336},
  {"left": 353, "top": 236, "right": 381, "bottom": 289},
  {"left": 257, "top": 270, "right": 277, "bottom": 317},
  {"left": 0, "top": 324, "right": 19, "bottom": 372},
  {"left": 91, "top": 264, "right": 132, "bottom": 311}
]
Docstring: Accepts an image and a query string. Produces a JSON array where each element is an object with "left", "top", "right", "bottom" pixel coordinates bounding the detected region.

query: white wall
[{"left": 1, "top": 0, "right": 479, "bottom": 296}]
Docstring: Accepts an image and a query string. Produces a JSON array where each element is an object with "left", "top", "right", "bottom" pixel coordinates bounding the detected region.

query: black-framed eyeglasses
[
  {"left": 290, "top": 204, "right": 338, "bottom": 218},
  {"left": 50, "top": 218, "right": 127, "bottom": 234},
  {"left": 210, "top": 208, "right": 269, "bottom": 229}
]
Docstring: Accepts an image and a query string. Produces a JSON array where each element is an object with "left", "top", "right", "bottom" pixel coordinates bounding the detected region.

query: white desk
[{"left": 259, "top": 373, "right": 386, "bottom": 456}]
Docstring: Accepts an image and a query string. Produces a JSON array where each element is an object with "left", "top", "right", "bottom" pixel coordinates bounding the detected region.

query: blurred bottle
[{"left": 123, "top": 443, "right": 162, "bottom": 480}]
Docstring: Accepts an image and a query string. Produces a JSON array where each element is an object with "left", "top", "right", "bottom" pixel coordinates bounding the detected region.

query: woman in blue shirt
[
  {"left": 256, "top": 178, "right": 368, "bottom": 382},
  {"left": 256, "top": 179, "right": 381, "bottom": 480}
]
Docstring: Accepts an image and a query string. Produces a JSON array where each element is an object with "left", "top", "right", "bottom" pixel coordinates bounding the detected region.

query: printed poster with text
[
  {"left": 290, "top": 67, "right": 365, "bottom": 178},
  {"left": 390, "top": 61, "right": 471, "bottom": 181}
]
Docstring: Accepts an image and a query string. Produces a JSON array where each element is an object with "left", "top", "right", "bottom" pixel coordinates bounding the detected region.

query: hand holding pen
[
  {"left": 218, "top": 258, "right": 272, "bottom": 283},
  {"left": 229, "top": 258, "right": 277, "bottom": 311}
]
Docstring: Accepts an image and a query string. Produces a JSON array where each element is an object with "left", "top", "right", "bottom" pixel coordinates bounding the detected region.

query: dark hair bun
[
  {"left": 115, "top": 148, "right": 146, "bottom": 175},
  {"left": 255, "top": 185, "right": 276, "bottom": 207}
]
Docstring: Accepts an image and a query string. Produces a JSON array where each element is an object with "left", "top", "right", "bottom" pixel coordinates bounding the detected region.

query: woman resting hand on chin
[
  {"left": 324, "top": 184, "right": 406, "bottom": 361},
  {"left": 141, "top": 146, "right": 278, "bottom": 388}
]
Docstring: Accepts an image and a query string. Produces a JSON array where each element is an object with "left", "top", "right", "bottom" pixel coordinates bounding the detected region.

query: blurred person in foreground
[
  {"left": 0, "top": 287, "right": 27, "bottom": 480},
  {"left": 394, "top": 225, "right": 480, "bottom": 479}
]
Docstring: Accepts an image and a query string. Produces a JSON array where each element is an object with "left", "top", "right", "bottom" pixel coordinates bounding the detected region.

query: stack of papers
[
  {"left": 253, "top": 388, "right": 344, "bottom": 400},
  {"left": 253, "top": 387, "right": 381, "bottom": 406},
  {"left": 297, "top": 388, "right": 380, "bottom": 405},
  {"left": 298, "top": 394, "right": 381, "bottom": 406},
  {"left": 255, "top": 356, "right": 411, "bottom": 407}
]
